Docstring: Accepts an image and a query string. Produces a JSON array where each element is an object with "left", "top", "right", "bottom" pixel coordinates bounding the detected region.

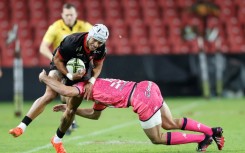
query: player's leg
[
  {"left": 60, "top": 96, "right": 83, "bottom": 133},
  {"left": 51, "top": 96, "right": 83, "bottom": 153},
  {"left": 60, "top": 94, "right": 78, "bottom": 135},
  {"left": 9, "top": 70, "right": 62, "bottom": 137},
  {"left": 141, "top": 109, "right": 212, "bottom": 152},
  {"left": 160, "top": 102, "right": 212, "bottom": 133},
  {"left": 161, "top": 102, "right": 224, "bottom": 150},
  {"left": 132, "top": 82, "right": 210, "bottom": 147}
]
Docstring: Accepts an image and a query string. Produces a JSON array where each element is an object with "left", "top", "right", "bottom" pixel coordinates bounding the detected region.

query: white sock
[
  {"left": 17, "top": 122, "right": 27, "bottom": 132},
  {"left": 53, "top": 134, "right": 62, "bottom": 143}
]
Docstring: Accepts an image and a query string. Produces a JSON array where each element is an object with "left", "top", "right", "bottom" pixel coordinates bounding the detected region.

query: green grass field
[{"left": 1, "top": 97, "right": 245, "bottom": 153}]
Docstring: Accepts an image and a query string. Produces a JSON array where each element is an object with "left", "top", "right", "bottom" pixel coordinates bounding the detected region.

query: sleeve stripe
[
  {"left": 93, "top": 108, "right": 105, "bottom": 111},
  {"left": 57, "top": 49, "right": 64, "bottom": 60},
  {"left": 74, "top": 86, "right": 81, "bottom": 96}
]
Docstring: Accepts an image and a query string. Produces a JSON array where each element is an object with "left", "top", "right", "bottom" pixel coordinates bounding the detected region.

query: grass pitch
[{"left": 1, "top": 97, "right": 245, "bottom": 153}]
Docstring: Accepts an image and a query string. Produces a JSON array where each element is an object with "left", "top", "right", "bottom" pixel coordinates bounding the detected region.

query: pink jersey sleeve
[
  {"left": 73, "top": 82, "right": 86, "bottom": 95},
  {"left": 93, "top": 102, "right": 107, "bottom": 111}
]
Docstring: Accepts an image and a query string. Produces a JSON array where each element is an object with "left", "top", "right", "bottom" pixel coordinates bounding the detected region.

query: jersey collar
[
  {"left": 83, "top": 34, "right": 90, "bottom": 54},
  {"left": 62, "top": 19, "right": 77, "bottom": 31}
]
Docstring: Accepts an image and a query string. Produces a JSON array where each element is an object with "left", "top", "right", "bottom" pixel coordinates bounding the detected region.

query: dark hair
[{"left": 63, "top": 3, "right": 76, "bottom": 10}]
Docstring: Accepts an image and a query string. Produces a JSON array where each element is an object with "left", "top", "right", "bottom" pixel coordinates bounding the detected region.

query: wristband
[
  {"left": 66, "top": 73, "right": 73, "bottom": 81},
  {"left": 89, "top": 77, "right": 96, "bottom": 85}
]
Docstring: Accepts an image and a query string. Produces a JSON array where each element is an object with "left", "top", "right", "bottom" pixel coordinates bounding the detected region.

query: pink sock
[
  {"left": 181, "top": 118, "right": 213, "bottom": 135},
  {"left": 166, "top": 132, "right": 205, "bottom": 145}
]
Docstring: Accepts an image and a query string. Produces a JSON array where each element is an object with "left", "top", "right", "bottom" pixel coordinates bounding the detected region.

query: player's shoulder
[
  {"left": 76, "top": 20, "right": 92, "bottom": 25},
  {"left": 76, "top": 20, "right": 93, "bottom": 29},
  {"left": 66, "top": 32, "right": 87, "bottom": 40},
  {"left": 50, "top": 19, "right": 65, "bottom": 28},
  {"left": 61, "top": 32, "right": 86, "bottom": 47}
]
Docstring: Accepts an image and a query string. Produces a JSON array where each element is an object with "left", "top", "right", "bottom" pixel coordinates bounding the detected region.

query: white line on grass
[
  {"left": 20, "top": 101, "right": 204, "bottom": 153},
  {"left": 77, "top": 140, "right": 151, "bottom": 146}
]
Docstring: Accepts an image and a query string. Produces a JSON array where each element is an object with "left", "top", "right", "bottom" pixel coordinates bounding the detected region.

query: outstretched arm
[
  {"left": 39, "top": 69, "right": 80, "bottom": 97},
  {"left": 53, "top": 104, "right": 101, "bottom": 120}
]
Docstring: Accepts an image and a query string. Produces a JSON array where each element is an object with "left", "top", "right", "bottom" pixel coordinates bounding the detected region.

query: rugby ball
[{"left": 66, "top": 58, "right": 85, "bottom": 74}]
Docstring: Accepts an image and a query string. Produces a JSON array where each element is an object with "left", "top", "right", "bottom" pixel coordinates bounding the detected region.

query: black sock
[
  {"left": 56, "top": 128, "right": 65, "bottom": 139},
  {"left": 167, "top": 132, "right": 171, "bottom": 145},
  {"left": 181, "top": 117, "right": 187, "bottom": 130},
  {"left": 22, "top": 116, "right": 32, "bottom": 126}
]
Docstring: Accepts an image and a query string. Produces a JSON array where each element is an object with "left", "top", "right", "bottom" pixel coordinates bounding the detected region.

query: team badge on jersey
[{"left": 76, "top": 46, "right": 83, "bottom": 52}]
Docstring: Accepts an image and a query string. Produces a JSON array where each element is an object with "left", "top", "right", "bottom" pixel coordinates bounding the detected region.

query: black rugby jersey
[
  {"left": 51, "top": 32, "right": 107, "bottom": 85},
  {"left": 53, "top": 32, "right": 107, "bottom": 70}
]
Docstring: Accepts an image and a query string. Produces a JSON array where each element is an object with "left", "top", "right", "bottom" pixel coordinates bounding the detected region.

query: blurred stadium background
[{"left": 1, "top": 0, "right": 245, "bottom": 101}]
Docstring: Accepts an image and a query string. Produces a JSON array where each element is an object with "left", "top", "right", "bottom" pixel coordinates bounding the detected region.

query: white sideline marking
[
  {"left": 19, "top": 101, "right": 204, "bottom": 153},
  {"left": 77, "top": 140, "right": 151, "bottom": 146},
  {"left": 20, "top": 121, "right": 136, "bottom": 153}
]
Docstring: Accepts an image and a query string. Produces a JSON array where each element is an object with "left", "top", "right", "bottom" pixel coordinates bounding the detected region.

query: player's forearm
[
  {"left": 53, "top": 55, "right": 68, "bottom": 76},
  {"left": 41, "top": 75, "right": 75, "bottom": 97},
  {"left": 76, "top": 108, "right": 101, "bottom": 120},
  {"left": 92, "top": 61, "right": 103, "bottom": 78},
  {"left": 40, "top": 42, "right": 53, "bottom": 61},
  {"left": 88, "top": 63, "right": 102, "bottom": 85}
]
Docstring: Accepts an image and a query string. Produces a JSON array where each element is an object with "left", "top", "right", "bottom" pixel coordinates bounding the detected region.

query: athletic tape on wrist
[
  {"left": 66, "top": 73, "right": 73, "bottom": 80},
  {"left": 89, "top": 77, "right": 96, "bottom": 85}
]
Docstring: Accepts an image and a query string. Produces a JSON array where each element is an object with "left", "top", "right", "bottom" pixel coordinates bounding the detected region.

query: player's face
[
  {"left": 61, "top": 8, "right": 78, "bottom": 27},
  {"left": 87, "top": 38, "right": 103, "bottom": 51}
]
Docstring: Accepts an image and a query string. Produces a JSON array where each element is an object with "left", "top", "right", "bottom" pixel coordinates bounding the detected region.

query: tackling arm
[
  {"left": 53, "top": 104, "right": 101, "bottom": 120},
  {"left": 76, "top": 108, "right": 101, "bottom": 120},
  {"left": 39, "top": 70, "right": 79, "bottom": 97}
]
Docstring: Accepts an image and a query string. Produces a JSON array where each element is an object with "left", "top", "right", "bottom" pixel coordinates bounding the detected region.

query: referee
[{"left": 40, "top": 3, "right": 92, "bottom": 61}]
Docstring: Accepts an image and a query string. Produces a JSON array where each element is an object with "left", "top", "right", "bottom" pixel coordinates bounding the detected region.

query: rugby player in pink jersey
[{"left": 39, "top": 70, "right": 224, "bottom": 153}]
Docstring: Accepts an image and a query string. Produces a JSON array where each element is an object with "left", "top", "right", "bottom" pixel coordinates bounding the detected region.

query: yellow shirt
[{"left": 43, "top": 19, "right": 92, "bottom": 49}]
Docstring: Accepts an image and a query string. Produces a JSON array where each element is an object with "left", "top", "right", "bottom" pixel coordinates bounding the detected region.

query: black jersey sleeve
[
  {"left": 58, "top": 36, "right": 78, "bottom": 62},
  {"left": 92, "top": 44, "right": 107, "bottom": 61}
]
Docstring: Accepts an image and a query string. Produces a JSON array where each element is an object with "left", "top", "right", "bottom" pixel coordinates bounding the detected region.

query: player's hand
[
  {"left": 72, "top": 69, "right": 86, "bottom": 80},
  {"left": 39, "top": 69, "right": 47, "bottom": 82},
  {"left": 53, "top": 104, "right": 67, "bottom": 112},
  {"left": 83, "top": 82, "right": 93, "bottom": 101}
]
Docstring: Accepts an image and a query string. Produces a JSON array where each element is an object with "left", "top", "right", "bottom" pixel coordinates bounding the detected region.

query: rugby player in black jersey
[{"left": 9, "top": 24, "right": 109, "bottom": 139}]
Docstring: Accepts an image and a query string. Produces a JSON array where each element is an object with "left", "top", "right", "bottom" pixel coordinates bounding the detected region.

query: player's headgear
[{"left": 88, "top": 24, "right": 109, "bottom": 43}]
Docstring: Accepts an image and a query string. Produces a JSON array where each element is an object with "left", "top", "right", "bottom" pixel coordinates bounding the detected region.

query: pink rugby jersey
[{"left": 74, "top": 78, "right": 136, "bottom": 110}]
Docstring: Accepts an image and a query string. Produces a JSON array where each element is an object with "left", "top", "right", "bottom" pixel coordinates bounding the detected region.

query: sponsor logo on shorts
[{"left": 144, "top": 81, "right": 152, "bottom": 97}]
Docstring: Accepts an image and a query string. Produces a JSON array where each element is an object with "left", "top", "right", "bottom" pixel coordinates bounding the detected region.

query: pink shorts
[{"left": 131, "top": 81, "right": 163, "bottom": 121}]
